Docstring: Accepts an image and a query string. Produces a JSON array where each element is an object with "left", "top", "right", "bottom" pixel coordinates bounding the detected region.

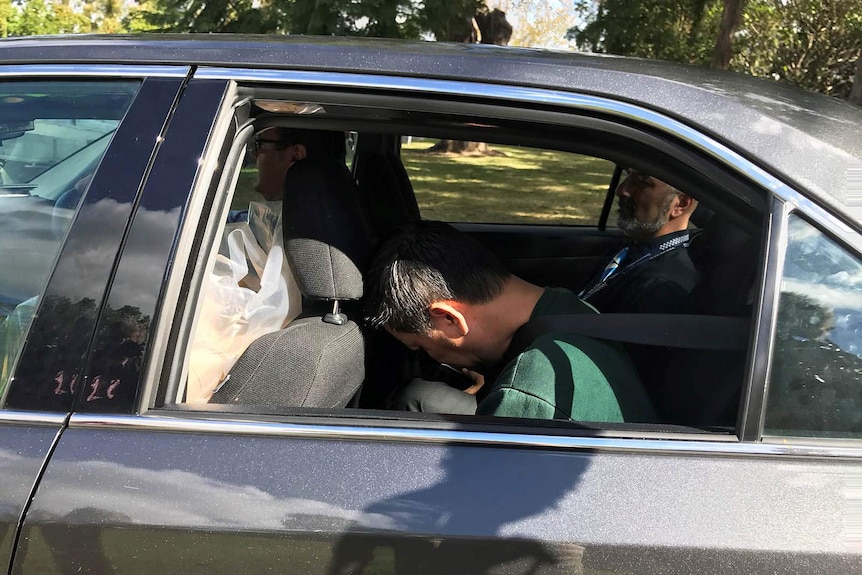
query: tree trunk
[
  {"left": 711, "top": 0, "right": 747, "bottom": 70},
  {"left": 424, "top": 140, "right": 504, "bottom": 155},
  {"left": 427, "top": 6, "right": 513, "bottom": 155},
  {"left": 850, "top": 56, "right": 862, "bottom": 106},
  {"left": 475, "top": 7, "right": 512, "bottom": 45}
]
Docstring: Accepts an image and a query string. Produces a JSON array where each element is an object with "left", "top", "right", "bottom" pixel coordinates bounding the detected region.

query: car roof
[{"left": 3, "top": 34, "right": 862, "bottom": 226}]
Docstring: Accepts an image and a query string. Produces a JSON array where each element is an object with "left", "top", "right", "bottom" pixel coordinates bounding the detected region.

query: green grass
[
  {"left": 402, "top": 140, "right": 614, "bottom": 225},
  {"left": 230, "top": 141, "right": 616, "bottom": 225}
]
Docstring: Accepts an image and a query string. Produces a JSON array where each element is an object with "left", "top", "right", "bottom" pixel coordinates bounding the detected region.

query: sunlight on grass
[{"left": 401, "top": 140, "right": 614, "bottom": 224}]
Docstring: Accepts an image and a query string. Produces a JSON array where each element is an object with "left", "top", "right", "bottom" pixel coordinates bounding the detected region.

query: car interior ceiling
[{"left": 180, "top": 94, "right": 772, "bottom": 431}]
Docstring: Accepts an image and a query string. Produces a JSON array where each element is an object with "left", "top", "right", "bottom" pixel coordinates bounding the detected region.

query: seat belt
[{"left": 506, "top": 314, "right": 749, "bottom": 367}]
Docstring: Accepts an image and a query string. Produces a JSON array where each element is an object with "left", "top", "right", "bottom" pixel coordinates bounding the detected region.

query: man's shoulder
[
  {"left": 502, "top": 331, "right": 628, "bottom": 389},
  {"left": 620, "top": 242, "right": 699, "bottom": 291},
  {"left": 533, "top": 287, "right": 597, "bottom": 318}
]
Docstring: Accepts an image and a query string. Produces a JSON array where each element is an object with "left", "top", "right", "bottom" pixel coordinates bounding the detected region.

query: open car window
[{"left": 145, "top": 87, "right": 778, "bottom": 439}]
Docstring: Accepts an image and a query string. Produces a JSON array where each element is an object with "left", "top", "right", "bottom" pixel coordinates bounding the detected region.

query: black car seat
[
  {"left": 652, "top": 212, "right": 761, "bottom": 426},
  {"left": 210, "top": 156, "right": 374, "bottom": 409},
  {"left": 351, "top": 148, "right": 426, "bottom": 408},
  {"left": 354, "top": 150, "right": 420, "bottom": 239}
]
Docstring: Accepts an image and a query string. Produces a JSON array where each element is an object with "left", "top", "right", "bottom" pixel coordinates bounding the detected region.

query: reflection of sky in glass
[{"left": 782, "top": 216, "right": 862, "bottom": 356}]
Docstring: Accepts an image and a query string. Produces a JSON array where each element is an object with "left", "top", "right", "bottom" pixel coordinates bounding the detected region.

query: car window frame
[{"left": 131, "top": 67, "right": 862, "bottom": 458}]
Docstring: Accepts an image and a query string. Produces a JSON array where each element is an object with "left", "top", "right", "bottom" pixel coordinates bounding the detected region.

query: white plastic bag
[{"left": 186, "top": 202, "right": 301, "bottom": 403}]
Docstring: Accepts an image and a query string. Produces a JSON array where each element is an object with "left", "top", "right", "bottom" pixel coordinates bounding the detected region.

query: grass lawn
[
  {"left": 401, "top": 140, "right": 614, "bottom": 225},
  {"left": 232, "top": 140, "right": 616, "bottom": 225}
]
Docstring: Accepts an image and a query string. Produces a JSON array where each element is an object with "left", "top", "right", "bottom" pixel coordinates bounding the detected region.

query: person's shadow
[{"left": 326, "top": 438, "right": 590, "bottom": 575}]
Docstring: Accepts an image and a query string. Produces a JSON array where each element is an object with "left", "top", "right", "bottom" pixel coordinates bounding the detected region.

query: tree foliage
[
  {"left": 3, "top": 0, "right": 143, "bottom": 35},
  {"left": 570, "top": 0, "right": 722, "bottom": 65},
  {"left": 570, "top": 0, "right": 862, "bottom": 101},
  {"left": 488, "top": 0, "right": 577, "bottom": 49},
  {"left": 419, "top": 0, "right": 485, "bottom": 42},
  {"left": 732, "top": 0, "right": 862, "bottom": 99}
]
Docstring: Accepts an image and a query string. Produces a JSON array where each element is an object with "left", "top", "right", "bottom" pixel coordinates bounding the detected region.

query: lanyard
[{"left": 580, "top": 232, "right": 690, "bottom": 301}]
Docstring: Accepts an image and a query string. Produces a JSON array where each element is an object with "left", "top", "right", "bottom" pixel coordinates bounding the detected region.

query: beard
[{"left": 616, "top": 196, "right": 672, "bottom": 241}]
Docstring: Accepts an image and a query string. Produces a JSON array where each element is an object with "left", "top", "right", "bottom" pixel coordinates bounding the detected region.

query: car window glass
[
  {"left": 400, "top": 137, "right": 614, "bottom": 225},
  {"left": 764, "top": 214, "right": 862, "bottom": 438},
  {"left": 0, "top": 80, "right": 138, "bottom": 401}
]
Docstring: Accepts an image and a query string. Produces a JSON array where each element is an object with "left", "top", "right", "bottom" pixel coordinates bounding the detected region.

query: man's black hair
[{"left": 365, "top": 220, "right": 511, "bottom": 334}]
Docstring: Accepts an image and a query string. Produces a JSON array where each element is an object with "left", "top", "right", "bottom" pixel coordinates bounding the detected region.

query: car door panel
[
  {"left": 0, "top": 422, "right": 61, "bottom": 574},
  {"left": 15, "top": 422, "right": 860, "bottom": 574}
]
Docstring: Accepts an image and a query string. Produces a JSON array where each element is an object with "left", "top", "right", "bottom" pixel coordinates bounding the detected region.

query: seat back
[
  {"left": 211, "top": 157, "right": 373, "bottom": 409},
  {"left": 652, "top": 214, "right": 759, "bottom": 426},
  {"left": 355, "top": 150, "right": 420, "bottom": 239}
]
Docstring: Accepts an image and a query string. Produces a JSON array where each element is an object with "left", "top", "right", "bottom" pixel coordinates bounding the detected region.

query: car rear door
[{"left": 0, "top": 66, "right": 189, "bottom": 574}]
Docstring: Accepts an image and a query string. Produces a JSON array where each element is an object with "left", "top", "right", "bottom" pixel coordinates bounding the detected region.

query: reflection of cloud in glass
[
  {"left": 784, "top": 216, "right": 862, "bottom": 288},
  {"left": 0, "top": 199, "right": 63, "bottom": 302},
  {"left": 25, "top": 454, "right": 394, "bottom": 531},
  {"left": 49, "top": 199, "right": 180, "bottom": 312},
  {"left": 782, "top": 215, "right": 862, "bottom": 356},
  {"left": 782, "top": 281, "right": 862, "bottom": 311},
  {"left": 107, "top": 204, "right": 182, "bottom": 313}
]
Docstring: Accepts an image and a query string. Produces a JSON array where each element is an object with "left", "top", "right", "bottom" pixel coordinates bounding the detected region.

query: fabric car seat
[
  {"left": 210, "top": 156, "right": 374, "bottom": 409},
  {"left": 651, "top": 213, "right": 760, "bottom": 426},
  {"left": 354, "top": 150, "right": 420, "bottom": 239}
]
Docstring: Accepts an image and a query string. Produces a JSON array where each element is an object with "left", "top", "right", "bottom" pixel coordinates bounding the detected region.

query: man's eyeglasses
[{"left": 252, "top": 138, "right": 288, "bottom": 155}]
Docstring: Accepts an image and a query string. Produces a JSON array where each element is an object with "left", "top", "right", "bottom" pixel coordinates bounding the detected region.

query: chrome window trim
[
  {"left": 752, "top": 198, "right": 793, "bottom": 439},
  {"left": 169, "top": 68, "right": 862, "bottom": 451},
  {"left": 69, "top": 413, "right": 862, "bottom": 459},
  {"left": 0, "top": 64, "right": 190, "bottom": 78},
  {"left": 0, "top": 411, "right": 67, "bottom": 426}
]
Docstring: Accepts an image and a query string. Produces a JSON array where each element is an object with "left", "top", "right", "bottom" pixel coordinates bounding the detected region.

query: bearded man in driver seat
[{"left": 580, "top": 169, "right": 700, "bottom": 314}]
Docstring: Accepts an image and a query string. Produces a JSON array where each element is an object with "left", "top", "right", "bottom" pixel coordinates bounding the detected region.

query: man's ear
[
  {"left": 671, "top": 193, "right": 694, "bottom": 217},
  {"left": 428, "top": 302, "right": 469, "bottom": 338},
  {"left": 293, "top": 144, "right": 308, "bottom": 161}
]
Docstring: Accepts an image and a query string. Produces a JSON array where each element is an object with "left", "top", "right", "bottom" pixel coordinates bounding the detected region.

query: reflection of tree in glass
[
  {"left": 6, "top": 295, "right": 148, "bottom": 411},
  {"left": 86, "top": 304, "right": 150, "bottom": 410},
  {"left": 768, "top": 292, "right": 862, "bottom": 435}
]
